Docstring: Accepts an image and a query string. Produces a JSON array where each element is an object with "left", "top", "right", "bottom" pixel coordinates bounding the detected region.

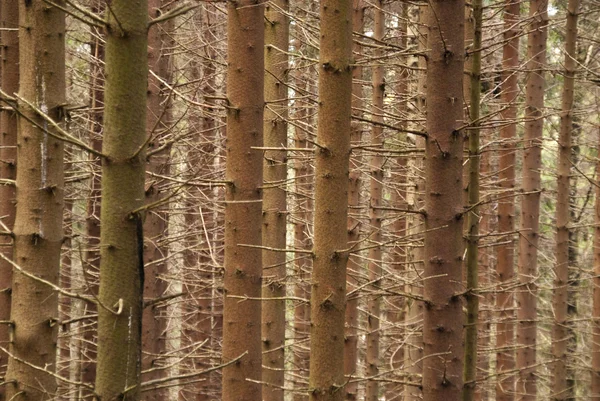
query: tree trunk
[
  {"left": 365, "top": 2, "right": 384, "bottom": 400},
  {"left": 4, "top": 2, "right": 65, "bottom": 401},
  {"left": 262, "top": 0, "right": 289, "bottom": 399},
  {"left": 221, "top": 1, "right": 264, "bottom": 400},
  {"left": 552, "top": 0, "right": 579, "bottom": 398},
  {"left": 94, "top": 2, "right": 148, "bottom": 400},
  {"left": 516, "top": 1, "right": 547, "bottom": 399},
  {"left": 0, "top": 2, "right": 18, "bottom": 394},
  {"left": 308, "top": 0, "right": 352, "bottom": 399},
  {"left": 421, "top": 0, "right": 465, "bottom": 400},
  {"left": 463, "top": 0, "right": 482, "bottom": 398},
  {"left": 344, "top": 1, "right": 364, "bottom": 399},
  {"left": 142, "top": 1, "right": 173, "bottom": 397},
  {"left": 495, "top": 3, "right": 519, "bottom": 400}
]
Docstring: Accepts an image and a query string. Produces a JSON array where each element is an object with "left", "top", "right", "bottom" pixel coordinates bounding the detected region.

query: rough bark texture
[
  {"left": 262, "top": 0, "right": 289, "bottom": 399},
  {"left": 4, "top": 2, "right": 65, "bottom": 401},
  {"left": 365, "top": 2, "right": 384, "bottom": 400},
  {"left": 221, "top": 1, "right": 264, "bottom": 400},
  {"left": 421, "top": 0, "right": 465, "bottom": 399},
  {"left": 552, "top": 0, "right": 579, "bottom": 398},
  {"left": 344, "top": 2, "right": 364, "bottom": 399},
  {"left": 495, "top": 3, "right": 519, "bottom": 400},
  {"left": 308, "top": 0, "right": 352, "bottom": 399},
  {"left": 0, "top": 1, "right": 18, "bottom": 392},
  {"left": 141, "top": 1, "right": 172, "bottom": 397},
  {"left": 94, "top": 2, "right": 148, "bottom": 400},
  {"left": 463, "top": 0, "right": 482, "bottom": 398},
  {"left": 516, "top": 1, "right": 547, "bottom": 399}
]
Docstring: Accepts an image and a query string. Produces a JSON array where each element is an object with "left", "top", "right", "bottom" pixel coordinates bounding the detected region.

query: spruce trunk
[
  {"left": 516, "top": 1, "right": 547, "bottom": 399},
  {"left": 308, "top": 0, "right": 352, "bottom": 399},
  {"left": 221, "top": 1, "right": 264, "bottom": 400},
  {"left": 552, "top": 0, "right": 579, "bottom": 398},
  {"left": 262, "top": 0, "right": 289, "bottom": 398},
  {"left": 421, "top": 0, "right": 465, "bottom": 399},
  {"left": 5, "top": 2, "right": 65, "bottom": 401},
  {"left": 94, "top": 2, "right": 148, "bottom": 400}
]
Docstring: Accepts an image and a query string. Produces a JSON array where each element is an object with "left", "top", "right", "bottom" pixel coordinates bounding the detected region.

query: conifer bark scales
[
  {"left": 516, "top": 1, "right": 547, "bottom": 398},
  {"left": 422, "top": 1, "right": 465, "bottom": 400},
  {"left": 308, "top": 0, "right": 352, "bottom": 400},
  {"left": 262, "top": 0, "right": 288, "bottom": 399},
  {"left": 5, "top": 2, "right": 65, "bottom": 401},
  {"left": 95, "top": 2, "right": 148, "bottom": 400},
  {"left": 222, "top": 1, "right": 264, "bottom": 400},
  {"left": 0, "top": 1, "right": 18, "bottom": 392}
]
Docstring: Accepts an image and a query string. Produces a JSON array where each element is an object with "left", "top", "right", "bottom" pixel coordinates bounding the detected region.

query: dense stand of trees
[{"left": 0, "top": 0, "right": 599, "bottom": 400}]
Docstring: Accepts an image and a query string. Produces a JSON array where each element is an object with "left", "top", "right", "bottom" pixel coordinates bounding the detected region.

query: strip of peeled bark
[
  {"left": 421, "top": 0, "right": 465, "bottom": 399},
  {"left": 0, "top": 1, "right": 18, "bottom": 393},
  {"left": 552, "top": 0, "right": 579, "bottom": 398},
  {"left": 308, "top": 0, "right": 352, "bottom": 399},
  {"left": 463, "top": 0, "right": 482, "bottom": 398},
  {"left": 4, "top": 2, "right": 65, "bottom": 401},
  {"left": 516, "top": 2, "right": 547, "bottom": 399},
  {"left": 495, "top": 3, "right": 519, "bottom": 400},
  {"left": 94, "top": 2, "right": 148, "bottom": 400},
  {"left": 221, "top": 1, "right": 264, "bottom": 400},
  {"left": 262, "top": 0, "right": 289, "bottom": 399}
]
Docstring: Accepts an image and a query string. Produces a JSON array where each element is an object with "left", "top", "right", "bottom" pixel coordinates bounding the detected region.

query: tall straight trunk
[
  {"left": 344, "top": 2, "right": 364, "bottom": 399},
  {"left": 421, "top": 0, "right": 465, "bottom": 399},
  {"left": 4, "top": 2, "right": 65, "bottom": 401},
  {"left": 94, "top": 2, "right": 148, "bottom": 400},
  {"left": 142, "top": 1, "right": 172, "bottom": 396},
  {"left": 0, "top": 1, "right": 18, "bottom": 392},
  {"left": 463, "top": 0, "right": 482, "bottom": 398},
  {"left": 308, "top": 0, "right": 352, "bottom": 399},
  {"left": 366, "top": 2, "right": 384, "bottom": 400},
  {"left": 405, "top": 6, "right": 427, "bottom": 400},
  {"left": 552, "top": 0, "right": 579, "bottom": 398},
  {"left": 262, "top": 0, "right": 289, "bottom": 399},
  {"left": 221, "top": 1, "right": 264, "bottom": 400},
  {"left": 495, "top": 2, "right": 519, "bottom": 400},
  {"left": 516, "top": 1, "right": 547, "bottom": 399}
]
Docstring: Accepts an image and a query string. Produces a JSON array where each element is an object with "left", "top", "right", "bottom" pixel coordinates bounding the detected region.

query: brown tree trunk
[
  {"left": 344, "top": 2, "right": 364, "bottom": 399},
  {"left": 141, "top": 1, "right": 173, "bottom": 397},
  {"left": 421, "top": 0, "right": 465, "bottom": 399},
  {"left": 405, "top": 6, "right": 427, "bottom": 400},
  {"left": 495, "top": 3, "right": 519, "bottom": 400},
  {"left": 552, "top": 0, "right": 579, "bottom": 398},
  {"left": 94, "top": 1, "right": 148, "bottom": 400},
  {"left": 366, "top": 2, "right": 385, "bottom": 400},
  {"left": 308, "top": 0, "right": 352, "bottom": 399},
  {"left": 221, "top": 1, "right": 264, "bottom": 400},
  {"left": 463, "top": 0, "right": 482, "bottom": 397},
  {"left": 0, "top": 2, "right": 18, "bottom": 394},
  {"left": 516, "top": 1, "right": 547, "bottom": 399},
  {"left": 4, "top": 2, "right": 65, "bottom": 401},
  {"left": 262, "top": 0, "right": 289, "bottom": 399}
]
